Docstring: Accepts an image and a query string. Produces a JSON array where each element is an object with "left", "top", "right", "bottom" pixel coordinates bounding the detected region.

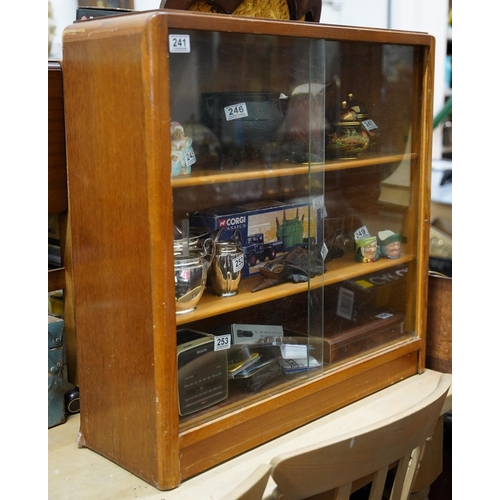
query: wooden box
[
  {"left": 287, "top": 310, "right": 406, "bottom": 365},
  {"left": 426, "top": 274, "right": 452, "bottom": 373},
  {"left": 321, "top": 313, "right": 406, "bottom": 365}
]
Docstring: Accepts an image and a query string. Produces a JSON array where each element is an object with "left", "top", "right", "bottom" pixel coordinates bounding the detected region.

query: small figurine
[
  {"left": 171, "top": 121, "right": 196, "bottom": 176},
  {"left": 354, "top": 226, "right": 380, "bottom": 263},
  {"left": 378, "top": 230, "right": 402, "bottom": 259}
]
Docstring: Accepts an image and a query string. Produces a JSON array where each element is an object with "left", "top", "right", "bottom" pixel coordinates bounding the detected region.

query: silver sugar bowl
[{"left": 174, "top": 238, "right": 214, "bottom": 315}]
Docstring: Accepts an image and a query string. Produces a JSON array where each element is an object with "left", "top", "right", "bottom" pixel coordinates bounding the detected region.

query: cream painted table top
[{"left": 48, "top": 369, "right": 451, "bottom": 500}]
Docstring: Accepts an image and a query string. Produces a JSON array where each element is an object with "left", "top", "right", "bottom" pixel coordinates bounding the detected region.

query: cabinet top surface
[{"left": 64, "top": 8, "right": 434, "bottom": 46}]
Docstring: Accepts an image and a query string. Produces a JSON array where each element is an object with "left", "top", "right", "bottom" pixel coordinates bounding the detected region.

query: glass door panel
[{"left": 169, "top": 29, "right": 326, "bottom": 427}]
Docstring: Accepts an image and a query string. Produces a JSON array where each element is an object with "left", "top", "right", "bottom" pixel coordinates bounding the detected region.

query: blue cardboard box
[{"left": 190, "top": 199, "right": 322, "bottom": 278}]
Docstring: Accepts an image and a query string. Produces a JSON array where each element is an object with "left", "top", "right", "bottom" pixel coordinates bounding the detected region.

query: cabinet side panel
[
  {"left": 63, "top": 13, "right": 179, "bottom": 489},
  {"left": 415, "top": 42, "right": 435, "bottom": 372}
]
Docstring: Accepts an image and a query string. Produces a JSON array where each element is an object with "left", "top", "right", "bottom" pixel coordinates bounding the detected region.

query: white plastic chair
[
  {"left": 270, "top": 374, "right": 452, "bottom": 500},
  {"left": 220, "top": 464, "right": 273, "bottom": 500}
]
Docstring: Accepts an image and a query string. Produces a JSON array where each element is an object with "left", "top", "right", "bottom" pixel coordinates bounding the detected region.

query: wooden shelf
[
  {"left": 176, "top": 253, "right": 414, "bottom": 325},
  {"left": 172, "top": 153, "right": 417, "bottom": 188}
]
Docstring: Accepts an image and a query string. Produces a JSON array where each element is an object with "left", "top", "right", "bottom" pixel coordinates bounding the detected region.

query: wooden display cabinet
[
  {"left": 62, "top": 10, "right": 434, "bottom": 490},
  {"left": 48, "top": 60, "right": 77, "bottom": 387}
]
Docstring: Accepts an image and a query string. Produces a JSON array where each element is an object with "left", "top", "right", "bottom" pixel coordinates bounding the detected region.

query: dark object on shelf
[
  {"left": 159, "top": 0, "right": 322, "bottom": 22},
  {"left": 275, "top": 83, "right": 326, "bottom": 164},
  {"left": 65, "top": 387, "right": 80, "bottom": 414},
  {"left": 76, "top": 8, "right": 132, "bottom": 20},
  {"left": 48, "top": 315, "right": 66, "bottom": 428},
  {"left": 326, "top": 244, "right": 345, "bottom": 260},
  {"left": 202, "top": 91, "right": 286, "bottom": 169},
  {"left": 236, "top": 329, "right": 253, "bottom": 338},
  {"left": 429, "top": 257, "right": 451, "bottom": 278},
  {"left": 177, "top": 329, "right": 228, "bottom": 415},
  {"left": 48, "top": 242, "right": 61, "bottom": 269},
  {"left": 252, "top": 245, "right": 325, "bottom": 292},
  {"left": 231, "top": 356, "right": 282, "bottom": 391},
  {"left": 227, "top": 345, "right": 259, "bottom": 374}
]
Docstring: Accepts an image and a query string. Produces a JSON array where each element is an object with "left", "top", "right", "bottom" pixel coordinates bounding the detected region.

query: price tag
[
  {"left": 169, "top": 34, "right": 190, "bottom": 53},
  {"left": 336, "top": 287, "right": 354, "bottom": 320},
  {"left": 321, "top": 242, "right": 329, "bottom": 262},
  {"left": 184, "top": 146, "right": 196, "bottom": 166},
  {"left": 312, "top": 195, "right": 324, "bottom": 212},
  {"left": 214, "top": 334, "right": 231, "bottom": 351},
  {"left": 361, "top": 119, "right": 378, "bottom": 131},
  {"left": 354, "top": 225, "right": 370, "bottom": 241},
  {"left": 224, "top": 102, "right": 248, "bottom": 121},
  {"left": 232, "top": 254, "right": 245, "bottom": 273},
  {"left": 375, "top": 312, "right": 393, "bottom": 319}
]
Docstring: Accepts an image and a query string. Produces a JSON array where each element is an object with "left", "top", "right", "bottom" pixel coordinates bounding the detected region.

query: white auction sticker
[
  {"left": 214, "top": 334, "right": 231, "bottom": 351},
  {"left": 184, "top": 146, "right": 196, "bottom": 166},
  {"left": 232, "top": 254, "right": 245, "bottom": 273},
  {"left": 321, "top": 242, "right": 329, "bottom": 262},
  {"left": 354, "top": 225, "right": 370, "bottom": 241},
  {"left": 361, "top": 119, "right": 378, "bottom": 131},
  {"left": 169, "top": 34, "right": 190, "bottom": 53},
  {"left": 224, "top": 103, "right": 248, "bottom": 121},
  {"left": 375, "top": 312, "right": 393, "bottom": 319},
  {"left": 312, "top": 195, "right": 324, "bottom": 211}
]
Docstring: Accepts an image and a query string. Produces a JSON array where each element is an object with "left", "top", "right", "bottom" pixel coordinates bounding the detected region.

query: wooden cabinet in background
[
  {"left": 62, "top": 10, "right": 434, "bottom": 490},
  {"left": 48, "top": 61, "right": 77, "bottom": 386}
]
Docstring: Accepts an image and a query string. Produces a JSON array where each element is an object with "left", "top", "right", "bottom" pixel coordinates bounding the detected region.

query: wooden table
[{"left": 48, "top": 369, "right": 451, "bottom": 499}]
